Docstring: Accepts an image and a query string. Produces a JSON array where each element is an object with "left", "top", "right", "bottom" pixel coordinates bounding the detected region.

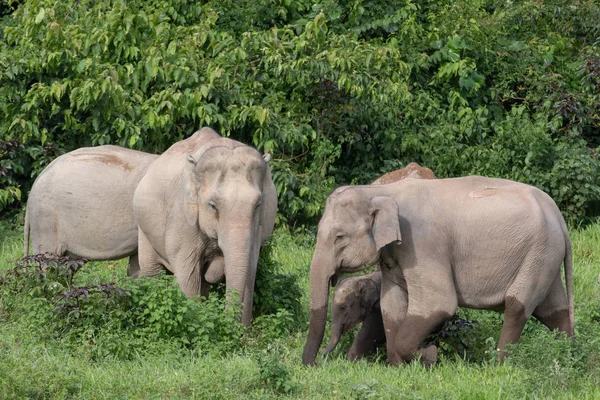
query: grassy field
[{"left": 1, "top": 220, "right": 599, "bottom": 399}]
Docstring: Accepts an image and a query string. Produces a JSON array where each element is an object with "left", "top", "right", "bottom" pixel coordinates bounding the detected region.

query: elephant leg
[
  {"left": 347, "top": 308, "right": 386, "bottom": 361},
  {"left": 532, "top": 274, "right": 572, "bottom": 335},
  {"left": 380, "top": 276, "right": 408, "bottom": 365},
  {"left": 390, "top": 264, "right": 457, "bottom": 366},
  {"left": 127, "top": 253, "right": 140, "bottom": 277},
  {"left": 200, "top": 273, "right": 210, "bottom": 299},
  {"left": 175, "top": 265, "right": 202, "bottom": 298},
  {"left": 137, "top": 228, "right": 166, "bottom": 277},
  {"left": 497, "top": 297, "right": 530, "bottom": 361},
  {"left": 497, "top": 253, "right": 560, "bottom": 361}
]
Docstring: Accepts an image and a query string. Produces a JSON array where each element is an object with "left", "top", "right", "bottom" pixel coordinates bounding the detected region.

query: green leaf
[{"left": 35, "top": 8, "right": 45, "bottom": 24}]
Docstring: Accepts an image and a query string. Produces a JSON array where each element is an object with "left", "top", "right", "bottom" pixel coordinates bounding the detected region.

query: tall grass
[{"left": 1, "top": 223, "right": 599, "bottom": 399}]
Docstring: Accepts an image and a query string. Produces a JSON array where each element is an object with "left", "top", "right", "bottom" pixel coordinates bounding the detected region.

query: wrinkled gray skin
[
  {"left": 323, "top": 271, "right": 387, "bottom": 360},
  {"left": 324, "top": 163, "right": 436, "bottom": 361},
  {"left": 24, "top": 145, "right": 158, "bottom": 271},
  {"left": 133, "top": 127, "right": 277, "bottom": 326},
  {"left": 303, "top": 176, "right": 574, "bottom": 366}
]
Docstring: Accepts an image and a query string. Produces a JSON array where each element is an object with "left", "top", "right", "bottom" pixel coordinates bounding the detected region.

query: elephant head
[
  {"left": 182, "top": 144, "right": 276, "bottom": 325},
  {"left": 302, "top": 187, "right": 401, "bottom": 365},
  {"left": 323, "top": 271, "right": 382, "bottom": 355}
]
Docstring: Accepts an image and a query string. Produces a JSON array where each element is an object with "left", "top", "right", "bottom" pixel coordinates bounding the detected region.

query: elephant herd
[{"left": 24, "top": 127, "right": 575, "bottom": 367}]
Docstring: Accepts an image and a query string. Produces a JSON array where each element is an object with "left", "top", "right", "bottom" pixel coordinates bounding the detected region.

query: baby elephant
[{"left": 323, "top": 271, "right": 386, "bottom": 361}]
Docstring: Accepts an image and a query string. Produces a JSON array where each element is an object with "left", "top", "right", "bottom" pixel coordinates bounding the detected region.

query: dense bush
[
  {"left": 0, "top": 252, "right": 304, "bottom": 359},
  {"left": 1, "top": 0, "right": 599, "bottom": 224}
]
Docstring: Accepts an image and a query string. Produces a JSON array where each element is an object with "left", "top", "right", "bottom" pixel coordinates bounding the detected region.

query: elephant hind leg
[
  {"left": 137, "top": 229, "right": 166, "bottom": 277},
  {"left": 127, "top": 253, "right": 140, "bottom": 277},
  {"left": 497, "top": 296, "right": 530, "bottom": 361},
  {"left": 532, "top": 274, "right": 573, "bottom": 336},
  {"left": 498, "top": 251, "right": 564, "bottom": 361}
]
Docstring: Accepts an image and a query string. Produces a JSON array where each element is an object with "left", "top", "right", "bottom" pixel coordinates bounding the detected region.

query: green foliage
[
  {"left": 253, "top": 240, "right": 305, "bottom": 325},
  {"left": 425, "top": 315, "right": 477, "bottom": 359},
  {"left": 506, "top": 328, "right": 600, "bottom": 392},
  {"left": 1, "top": 226, "right": 600, "bottom": 398},
  {"left": 0, "top": 255, "right": 248, "bottom": 359},
  {"left": 1, "top": 0, "right": 598, "bottom": 223},
  {"left": 255, "top": 350, "right": 296, "bottom": 395}
]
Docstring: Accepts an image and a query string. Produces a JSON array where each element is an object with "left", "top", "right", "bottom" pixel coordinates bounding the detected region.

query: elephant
[
  {"left": 322, "top": 163, "right": 436, "bottom": 361},
  {"left": 323, "top": 271, "right": 386, "bottom": 361},
  {"left": 372, "top": 162, "right": 436, "bottom": 184},
  {"left": 132, "top": 127, "right": 277, "bottom": 326},
  {"left": 302, "top": 176, "right": 574, "bottom": 366},
  {"left": 24, "top": 145, "right": 158, "bottom": 272}
]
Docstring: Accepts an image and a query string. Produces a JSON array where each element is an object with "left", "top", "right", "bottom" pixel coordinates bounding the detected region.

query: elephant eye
[
  {"left": 209, "top": 200, "right": 218, "bottom": 212},
  {"left": 335, "top": 233, "right": 346, "bottom": 242}
]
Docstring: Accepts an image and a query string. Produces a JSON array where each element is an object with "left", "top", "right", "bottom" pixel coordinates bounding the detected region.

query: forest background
[
  {"left": 1, "top": 0, "right": 599, "bottom": 225},
  {"left": 0, "top": 0, "right": 599, "bottom": 398}
]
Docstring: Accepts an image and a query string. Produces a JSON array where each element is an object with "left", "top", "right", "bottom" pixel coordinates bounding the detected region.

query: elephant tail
[
  {"left": 23, "top": 207, "right": 30, "bottom": 257},
  {"left": 563, "top": 228, "right": 575, "bottom": 336}
]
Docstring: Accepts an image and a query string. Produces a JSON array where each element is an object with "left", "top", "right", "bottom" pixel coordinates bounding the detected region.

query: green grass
[{"left": 1, "top": 222, "right": 600, "bottom": 399}]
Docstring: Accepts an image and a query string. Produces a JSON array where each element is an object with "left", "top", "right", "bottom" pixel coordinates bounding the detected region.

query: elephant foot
[{"left": 417, "top": 345, "right": 438, "bottom": 368}]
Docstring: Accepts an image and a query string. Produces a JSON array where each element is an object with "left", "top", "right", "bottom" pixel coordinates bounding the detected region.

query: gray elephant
[
  {"left": 322, "top": 163, "right": 436, "bottom": 361},
  {"left": 303, "top": 176, "right": 574, "bottom": 366},
  {"left": 323, "top": 271, "right": 386, "bottom": 361},
  {"left": 132, "top": 127, "right": 277, "bottom": 326},
  {"left": 372, "top": 162, "right": 436, "bottom": 184},
  {"left": 24, "top": 145, "right": 158, "bottom": 271}
]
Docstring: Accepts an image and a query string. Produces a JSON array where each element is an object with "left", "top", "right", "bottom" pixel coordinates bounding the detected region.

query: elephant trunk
[
  {"left": 323, "top": 320, "right": 343, "bottom": 354},
  {"left": 302, "top": 247, "right": 335, "bottom": 366},
  {"left": 220, "top": 226, "right": 255, "bottom": 326}
]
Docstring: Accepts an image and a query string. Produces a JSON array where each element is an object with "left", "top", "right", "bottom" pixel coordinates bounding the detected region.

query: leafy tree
[{"left": 1, "top": 0, "right": 598, "bottom": 224}]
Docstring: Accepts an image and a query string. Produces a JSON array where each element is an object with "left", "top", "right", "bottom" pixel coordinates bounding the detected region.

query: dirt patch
[
  {"left": 71, "top": 153, "right": 133, "bottom": 170},
  {"left": 469, "top": 187, "right": 497, "bottom": 198}
]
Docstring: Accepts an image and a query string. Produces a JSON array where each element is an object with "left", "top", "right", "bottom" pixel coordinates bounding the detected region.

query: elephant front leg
[
  {"left": 347, "top": 308, "right": 386, "bottom": 361},
  {"left": 391, "top": 281, "right": 457, "bottom": 366},
  {"left": 137, "top": 229, "right": 167, "bottom": 277},
  {"left": 380, "top": 277, "right": 408, "bottom": 365}
]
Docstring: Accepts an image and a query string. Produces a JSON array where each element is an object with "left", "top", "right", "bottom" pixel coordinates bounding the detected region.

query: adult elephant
[
  {"left": 302, "top": 176, "right": 574, "bottom": 366},
  {"left": 132, "top": 127, "right": 277, "bottom": 326},
  {"left": 323, "top": 163, "right": 437, "bottom": 360},
  {"left": 24, "top": 145, "right": 158, "bottom": 272}
]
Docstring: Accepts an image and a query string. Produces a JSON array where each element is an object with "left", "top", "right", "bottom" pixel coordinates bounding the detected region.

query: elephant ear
[
  {"left": 182, "top": 155, "right": 200, "bottom": 226},
  {"left": 359, "top": 278, "right": 380, "bottom": 312},
  {"left": 370, "top": 196, "right": 402, "bottom": 252}
]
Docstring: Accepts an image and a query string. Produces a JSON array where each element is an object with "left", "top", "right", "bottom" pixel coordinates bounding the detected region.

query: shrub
[
  {"left": 255, "top": 350, "right": 295, "bottom": 395},
  {"left": 425, "top": 314, "right": 478, "bottom": 359},
  {"left": 253, "top": 240, "right": 304, "bottom": 327},
  {"left": 0, "top": 251, "right": 306, "bottom": 359},
  {"left": 2, "top": 0, "right": 599, "bottom": 224},
  {"left": 0, "top": 255, "right": 247, "bottom": 359}
]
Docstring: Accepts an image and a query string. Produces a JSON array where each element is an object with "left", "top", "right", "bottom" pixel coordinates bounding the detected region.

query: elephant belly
[{"left": 452, "top": 262, "right": 519, "bottom": 311}]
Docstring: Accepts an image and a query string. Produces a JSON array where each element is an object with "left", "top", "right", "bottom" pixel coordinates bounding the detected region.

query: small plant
[
  {"left": 425, "top": 315, "right": 477, "bottom": 359},
  {"left": 0, "top": 254, "right": 87, "bottom": 299},
  {"left": 255, "top": 350, "right": 295, "bottom": 395},
  {"left": 253, "top": 241, "right": 305, "bottom": 328},
  {"left": 350, "top": 381, "right": 379, "bottom": 400}
]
